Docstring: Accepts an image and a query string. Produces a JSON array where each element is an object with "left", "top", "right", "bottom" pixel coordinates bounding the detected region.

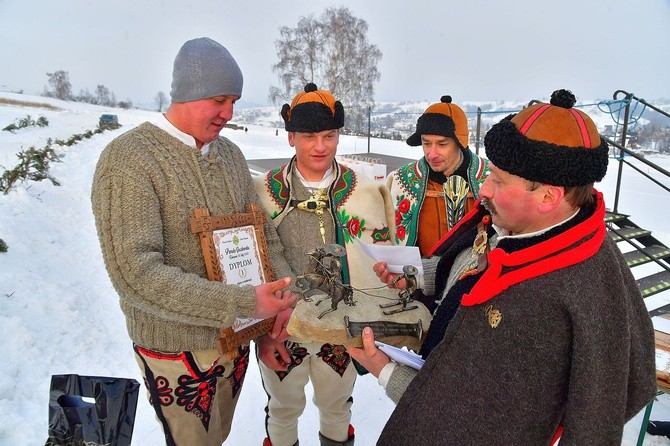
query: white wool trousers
[
  {"left": 134, "top": 345, "right": 248, "bottom": 446},
  {"left": 258, "top": 340, "right": 356, "bottom": 446}
]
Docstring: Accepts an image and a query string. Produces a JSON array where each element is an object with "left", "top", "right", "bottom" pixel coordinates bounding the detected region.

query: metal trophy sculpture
[
  {"left": 287, "top": 244, "right": 431, "bottom": 352},
  {"left": 296, "top": 244, "right": 355, "bottom": 319},
  {"left": 379, "top": 265, "right": 419, "bottom": 315}
]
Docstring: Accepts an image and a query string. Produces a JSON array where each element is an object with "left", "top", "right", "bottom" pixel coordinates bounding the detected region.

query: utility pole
[{"left": 367, "top": 107, "right": 371, "bottom": 154}]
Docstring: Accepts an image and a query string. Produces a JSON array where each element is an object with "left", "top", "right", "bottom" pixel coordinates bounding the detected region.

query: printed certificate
[{"left": 212, "top": 225, "right": 266, "bottom": 287}]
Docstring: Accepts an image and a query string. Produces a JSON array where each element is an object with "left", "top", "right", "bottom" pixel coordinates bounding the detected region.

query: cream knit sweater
[{"left": 91, "top": 122, "right": 291, "bottom": 352}]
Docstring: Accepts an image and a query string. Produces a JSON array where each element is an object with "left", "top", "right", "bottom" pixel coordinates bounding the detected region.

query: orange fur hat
[{"left": 281, "top": 83, "right": 344, "bottom": 132}]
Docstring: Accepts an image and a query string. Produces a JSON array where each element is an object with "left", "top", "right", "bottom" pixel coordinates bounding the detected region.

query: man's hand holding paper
[
  {"left": 354, "top": 237, "right": 423, "bottom": 275},
  {"left": 354, "top": 238, "right": 423, "bottom": 289}
]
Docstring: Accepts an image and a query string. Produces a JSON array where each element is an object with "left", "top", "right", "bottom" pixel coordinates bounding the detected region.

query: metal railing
[
  {"left": 609, "top": 90, "right": 670, "bottom": 213},
  {"left": 606, "top": 135, "right": 670, "bottom": 213}
]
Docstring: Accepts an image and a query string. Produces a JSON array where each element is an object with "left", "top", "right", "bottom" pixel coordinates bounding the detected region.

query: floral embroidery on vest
[
  {"left": 394, "top": 193, "right": 419, "bottom": 243},
  {"left": 331, "top": 165, "right": 356, "bottom": 208},
  {"left": 267, "top": 167, "right": 290, "bottom": 208},
  {"left": 338, "top": 209, "right": 365, "bottom": 243},
  {"left": 265, "top": 163, "right": 356, "bottom": 211},
  {"left": 396, "top": 161, "right": 424, "bottom": 200}
]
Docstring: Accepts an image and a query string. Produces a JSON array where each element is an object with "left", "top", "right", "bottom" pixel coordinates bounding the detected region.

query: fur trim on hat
[
  {"left": 407, "top": 113, "right": 459, "bottom": 147},
  {"left": 281, "top": 83, "right": 345, "bottom": 132},
  {"left": 484, "top": 117, "right": 609, "bottom": 186}
]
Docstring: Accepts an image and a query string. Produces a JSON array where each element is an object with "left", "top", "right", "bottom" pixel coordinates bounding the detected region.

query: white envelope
[{"left": 354, "top": 237, "right": 423, "bottom": 275}]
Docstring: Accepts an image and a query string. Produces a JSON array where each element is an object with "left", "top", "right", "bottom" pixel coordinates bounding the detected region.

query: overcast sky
[{"left": 1, "top": 0, "right": 669, "bottom": 108}]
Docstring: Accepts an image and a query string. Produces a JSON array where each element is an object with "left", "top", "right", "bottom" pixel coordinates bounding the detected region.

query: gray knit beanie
[{"left": 170, "top": 37, "right": 243, "bottom": 103}]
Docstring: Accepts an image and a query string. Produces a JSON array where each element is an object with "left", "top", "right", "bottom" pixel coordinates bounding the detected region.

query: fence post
[
  {"left": 367, "top": 106, "right": 371, "bottom": 154},
  {"left": 613, "top": 93, "right": 632, "bottom": 213},
  {"left": 475, "top": 107, "right": 482, "bottom": 156}
]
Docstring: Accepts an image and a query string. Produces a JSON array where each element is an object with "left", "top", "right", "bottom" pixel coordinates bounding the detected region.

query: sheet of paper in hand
[
  {"left": 354, "top": 237, "right": 423, "bottom": 275},
  {"left": 374, "top": 341, "right": 424, "bottom": 370}
]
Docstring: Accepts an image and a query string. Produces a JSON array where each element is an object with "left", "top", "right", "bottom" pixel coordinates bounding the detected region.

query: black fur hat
[
  {"left": 406, "top": 95, "right": 469, "bottom": 149},
  {"left": 484, "top": 89, "right": 609, "bottom": 186},
  {"left": 281, "top": 83, "right": 345, "bottom": 132}
]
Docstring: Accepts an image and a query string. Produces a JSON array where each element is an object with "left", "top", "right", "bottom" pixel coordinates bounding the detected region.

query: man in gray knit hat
[{"left": 91, "top": 37, "right": 297, "bottom": 446}]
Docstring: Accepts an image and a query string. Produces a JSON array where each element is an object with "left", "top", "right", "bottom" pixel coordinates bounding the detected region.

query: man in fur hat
[
  {"left": 387, "top": 95, "right": 489, "bottom": 257},
  {"left": 253, "top": 83, "right": 396, "bottom": 446},
  {"left": 91, "top": 37, "right": 296, "bottom": 445},
  {"left": 350, "top": 89, "right": 656, "bottom": 445}
]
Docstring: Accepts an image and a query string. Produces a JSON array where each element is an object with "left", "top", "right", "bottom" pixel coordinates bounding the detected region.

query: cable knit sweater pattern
[{"left": 91, "top": 122, "right": 292, "bottom": 353}]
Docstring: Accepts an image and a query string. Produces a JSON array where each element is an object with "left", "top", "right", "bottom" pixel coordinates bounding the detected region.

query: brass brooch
[{"left": 485, "top": 304, "right": 502, "bottom": 328}]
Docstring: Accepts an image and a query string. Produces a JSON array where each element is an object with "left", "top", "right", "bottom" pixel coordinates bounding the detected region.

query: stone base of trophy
[{"left": 287, "top": 290, "right": 432, "bottom": 352}]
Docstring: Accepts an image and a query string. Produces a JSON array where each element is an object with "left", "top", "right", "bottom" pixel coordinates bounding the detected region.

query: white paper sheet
[
  {"left": 656, "top": 348, "right": 670, "bottom": 372},
  {"left": 374, "top": 341, "right": 424, "bottom": 370},
  {"left": 354, "top": 238, "right": 423, "bottom": 275}
]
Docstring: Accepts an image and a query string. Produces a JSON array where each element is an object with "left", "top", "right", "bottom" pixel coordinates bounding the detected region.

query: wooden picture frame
[
  {"left": 190, "top": 203, "right": 275, "bottom": 284},
  {"left": 190, "top": 203, "right": 276, "bottom": 359}
]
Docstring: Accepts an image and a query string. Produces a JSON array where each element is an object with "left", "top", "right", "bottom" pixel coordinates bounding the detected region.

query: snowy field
[{"left": 1, "top": 93, "right": 670, "bottom": 445}]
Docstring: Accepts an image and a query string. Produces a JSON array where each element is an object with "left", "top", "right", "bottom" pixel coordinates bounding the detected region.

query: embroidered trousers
[
  {"left": 258, "top": 341, "right": 356, "bottom": 446},
  {"left": 134, "top": 345, "right": 249, "bottom": 446}
]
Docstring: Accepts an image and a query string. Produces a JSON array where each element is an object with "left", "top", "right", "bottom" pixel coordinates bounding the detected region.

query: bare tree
[
  {"left": 44, "top": 70, "right": 72, "bottom": 100},
  {"left": 95, "top": 84, "right": 116, "bottom": 107},
  {"left": 270, "top": 7, "right": 382, "bottom": 133},
  {"left": 155, "top": 91, "right": 168, "bottom": 112},
  {"left": 76, "top": 88, "right": 95, "bottom": 104},
  {"left": 117, "top": 100, "right": 133, "bottom": 109}
]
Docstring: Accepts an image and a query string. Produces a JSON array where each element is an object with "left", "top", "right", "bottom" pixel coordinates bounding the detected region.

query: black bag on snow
[{"left": 45, "top": 374, "right": 140, "bottom": 446}]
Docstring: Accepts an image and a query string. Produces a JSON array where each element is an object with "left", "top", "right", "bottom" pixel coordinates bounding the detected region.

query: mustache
[{"left": 481, "top": 197, "right": 496, "bottom": 215}]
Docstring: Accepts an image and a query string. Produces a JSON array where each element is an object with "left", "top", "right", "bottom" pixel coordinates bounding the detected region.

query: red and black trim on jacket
[{"left": 420, "top": 191, "right": 606, "bottom": 358}]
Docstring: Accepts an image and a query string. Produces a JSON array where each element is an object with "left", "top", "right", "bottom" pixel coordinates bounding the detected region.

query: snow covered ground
[{"left": 1, "top": 93, "right": 670, "bottom": 445}]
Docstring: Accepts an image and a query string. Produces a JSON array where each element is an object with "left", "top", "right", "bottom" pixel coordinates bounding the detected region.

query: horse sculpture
[
  {"left": 295, "top": 244, "right": 356, "bottom": 318},
  {"left": 295, "top": 247, "right": 332, "bottom": 301},
  {"left": 315, "top": 276, "right": 354, "bottom": 319}
]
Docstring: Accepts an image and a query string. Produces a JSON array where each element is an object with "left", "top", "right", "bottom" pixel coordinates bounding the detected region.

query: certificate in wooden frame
[
  {"left": 190, "top": 203, "right": 275, "bottom": 284},
  {"left": 190, "top": 203, "right": 276, "bottom": 359}
]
